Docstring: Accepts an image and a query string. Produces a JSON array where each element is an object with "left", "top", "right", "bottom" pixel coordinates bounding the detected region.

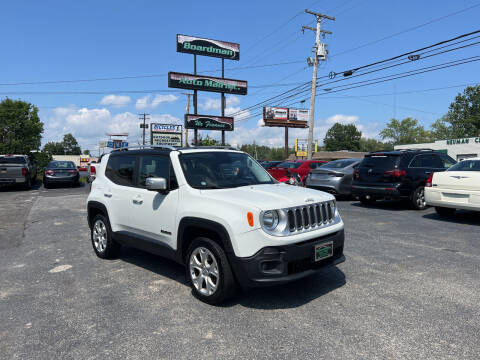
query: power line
[
  {"left": 330, "top": 2, "right": 480, "bottom": 58},
  {"left": 229, "top": 30, "right": 480, "bottom": 117},
  {"left": 234, "top": 57, "right": 480, "bottom": 123}
]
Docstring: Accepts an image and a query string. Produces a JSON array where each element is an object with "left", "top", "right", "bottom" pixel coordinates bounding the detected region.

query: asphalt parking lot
[{"left": 1, "top": 184, "right": 479, "bottom": 359}]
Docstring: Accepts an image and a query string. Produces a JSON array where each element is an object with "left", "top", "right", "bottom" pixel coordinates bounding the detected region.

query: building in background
[{"left": 395, "top": 137, "right": 480, "bottom": 161}]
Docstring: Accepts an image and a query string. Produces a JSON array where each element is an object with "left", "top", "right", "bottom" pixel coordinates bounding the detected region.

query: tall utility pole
[
  {"left": 182, "top": 92, "right": 193, "bottom": 147},
  {"left": 138, "top": 113, "right": 150, "bottom": 145},
  {"left": 303, "top": 9, "right": 335, "bottom": 159}
]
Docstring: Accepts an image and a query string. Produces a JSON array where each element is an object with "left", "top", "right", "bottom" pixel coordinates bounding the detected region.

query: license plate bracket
[{"left": 314, "top": 241, "right": 333, "bottom": 262}]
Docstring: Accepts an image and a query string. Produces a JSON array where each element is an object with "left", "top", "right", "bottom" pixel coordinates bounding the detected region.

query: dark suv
[{"left": 351, "top": 149, "right": 456, "bottom": 210}]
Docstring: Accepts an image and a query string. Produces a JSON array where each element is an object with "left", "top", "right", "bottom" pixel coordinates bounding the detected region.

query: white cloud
[
  {"left": 151, "top": 94, "right": 178, "bottom": 108},
  {"left": 201, "top": 96, "right": 242, "bottom": 112},
  {"left": 135, "top": 95, "right": 151, "bottom": 110},
  {"left": 41, "top": 106, "right": 182, "bottom": 152},
  {"left": 326, "top": 114, "right": 359, "bottom": 125},
  {"left": 135, "top": 94, "right": 178, "bottom": 110},
  {"left": 99, "top": 94, "right": 131, "bottom": 107}
]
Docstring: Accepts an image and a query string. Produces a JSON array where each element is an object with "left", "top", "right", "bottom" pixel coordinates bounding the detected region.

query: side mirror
[{"left": 146, "top": 177, "right": 167, "bottom": 192}]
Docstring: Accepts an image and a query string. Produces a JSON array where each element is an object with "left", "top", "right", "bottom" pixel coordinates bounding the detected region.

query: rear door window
[
  {"left": 105, "top": 155, "right": 136, "bottom": 186},
  {"left": 410, "top": 154, "right": 443, "bottom": 168}
]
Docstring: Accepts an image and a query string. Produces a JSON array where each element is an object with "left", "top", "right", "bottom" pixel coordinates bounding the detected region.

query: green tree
[
  {"left": 358, "top": 137, "right": 393, "bottom": 152},
  {"left": 194, "top": 134, "right": 220, "bottom": 146},
  {"left": 323, "top": 123, "right": 362, "bottom": 151},
  {"left": 430, "top": 116, "right": 454, "bottom": 140},
  {"left": 436, "top": 85, "right": 480, "bottom": 138},
  {"left": 379, "top": 117, "right": 433, "bottom": 145},
  {"left": 0, "top": 98, "right": 43, "bottom": 154},
  {"left": 31, "top": 151, "right": 52, "bottom": 172},
  {"left": 43, "top": 141, "right": 65, "bottom": 155},
  {"left": 83, "top": 149, "right": 91, "bottom": 156},
  {"left": 62, "top": 133, "right": 81, "bottom": 155}
]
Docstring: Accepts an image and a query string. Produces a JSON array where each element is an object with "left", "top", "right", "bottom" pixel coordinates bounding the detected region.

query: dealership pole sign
[
  {"left": 150, "top": 123, "right": 183, "bottom": 147},
  {"left": 177, "top": 35, "right": 240, "bottom": 61},
  {"left": 169, "top": 34, "right": 246, "bottom": 145},
  {"left": 185, "top": 114, "right": 234, "bottom": 131},
  {"left": 168, "top": 72, "right": 247, "bottom": 95}
]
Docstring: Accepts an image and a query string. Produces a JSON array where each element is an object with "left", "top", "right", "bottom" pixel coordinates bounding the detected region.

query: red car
[{"left": 267, "top": 160, "right": 328, "bottom": 182}]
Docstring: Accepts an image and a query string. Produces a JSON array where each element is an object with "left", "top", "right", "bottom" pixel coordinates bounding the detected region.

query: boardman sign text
[{"left": 177, "top": 34, "right": 240, "bottom": 60}]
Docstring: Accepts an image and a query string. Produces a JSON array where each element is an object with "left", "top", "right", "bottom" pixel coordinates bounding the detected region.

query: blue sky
[{"left": 1, "top": 0, "right": 479, "bottom": 152}]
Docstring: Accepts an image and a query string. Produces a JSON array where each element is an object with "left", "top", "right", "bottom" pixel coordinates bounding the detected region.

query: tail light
[
  {"left": 426, "top": 173, "right": 434, "bottom": 187},
  {"left": 21, "top": 168, "right": 27, "bottom": 176},
  {"left": 384, "top": 169, "right": 406, "bottom": 177},
  {"left": 353, "top": 168, "right": 360, "bottom": 180},
  {"left": 68, "top": 169, "right": 78, "bottom": 175},
  {"left": 90, "top": 165, "right": 96, "bottom": 174},
  {"left": 45, "top": 170, "right": 55, "bottom": 175}
]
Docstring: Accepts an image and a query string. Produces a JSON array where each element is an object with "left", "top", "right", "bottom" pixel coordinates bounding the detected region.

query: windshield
[
  {"left": 0, "top": 156, "right": 26, "bottom": 164},
  {"left": 48, "top": 161, "right": 76, "bottom": 168},
  {"left": 447, "top": 160, "right": 480, "bottom": 172},
  {"left": 179, "top": 152, "right": 274, "bottom": 189},
  {"left": 320, "top": 159, "right": 358, "bottom": 169},
  {"left": 277, "top": 162, "right": 302, "bottom": 169}
]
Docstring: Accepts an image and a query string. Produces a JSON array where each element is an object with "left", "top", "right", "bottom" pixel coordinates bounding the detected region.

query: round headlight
[{"left": 262, "top": 210, "right": 279, "bottom": 231}]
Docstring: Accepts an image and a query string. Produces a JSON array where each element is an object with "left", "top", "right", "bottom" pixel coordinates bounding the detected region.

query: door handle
[
  {"left": 132, "top": 199, "right": 143, "bottom": 205},
  {"left": 425, "top": 171, "right": 432, "bottom": 174},
  {"left": 104, "top": 193, "right": 112, "bottom": 198}
]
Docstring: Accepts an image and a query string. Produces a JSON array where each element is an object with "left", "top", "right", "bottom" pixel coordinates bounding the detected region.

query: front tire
[
  {"left": 435, "top": 206, "right": 456, "bottom": 217},
  {"left": 91, "top": 214, "right": 121, "bottom": 259},
  {"left": 186, "top": 237, "right": 236, "bottom": 305},
  {"left": 411, "top": 186, "right": 427, "bottom": 210}
]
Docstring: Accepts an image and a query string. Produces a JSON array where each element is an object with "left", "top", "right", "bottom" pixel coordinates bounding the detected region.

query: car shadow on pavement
[
  {"left": 117, "top": 246, "right": 346, "bottom": 309},
  {"left": 231, "top": 267, "right": 346, "bottom": 309},
  {"left": 118, "top": 247, "right": 188, "bottom": 285},
  {"left": 351, "top": 199, "right": 413, "bottom": 211},
  {"left": 0, "top": 181, "right": 42, "bottom": 192},
  {"left": 422, "top": 211, "right": 480, "bottom": 226}
]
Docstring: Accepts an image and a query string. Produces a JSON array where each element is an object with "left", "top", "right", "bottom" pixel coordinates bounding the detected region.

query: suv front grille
[{"left": 286, "top": 201, "right": 336, "bottom": 233}]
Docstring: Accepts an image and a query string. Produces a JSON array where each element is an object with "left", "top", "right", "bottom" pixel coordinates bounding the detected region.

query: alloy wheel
[
  {"left": 93, "top": 219, "right": 107, "bottom": 252},
  {"left": 189, "top": 247, "right": 219, "bottom": 296}
]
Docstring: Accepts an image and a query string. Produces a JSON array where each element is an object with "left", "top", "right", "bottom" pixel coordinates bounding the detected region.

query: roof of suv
[
  {"left": 107, "top": 146, "right": 243, "bottom": 157},
  {"left": 368, "top": 149, "right": 437, "bottom": 156}
]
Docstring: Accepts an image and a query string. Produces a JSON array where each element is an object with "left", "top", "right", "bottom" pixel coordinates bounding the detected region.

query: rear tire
[
  {"left": 359, "top": 195, "right": 376, "bottom": 205},
  {"left": 186, "top": 237, "right": 237, "bottom": 305},
  {"left": 410, "top": 186, "right": 427, "bottom": 210},
  {"left": 23, "top": 176, "right": 31, "bottom": 190},
  {"left": 435, "top": 206, "right": 456, "bottom": 217},
  {"left": 91, "top": 214, "right": 121, "bottom": 259}
]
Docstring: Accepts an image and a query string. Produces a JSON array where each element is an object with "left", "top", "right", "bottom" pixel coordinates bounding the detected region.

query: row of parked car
[
  {"left": 0, "top": 154, "right": 82, "bottom": 189},
  {"left": 260, "top": 148, "right": 480, "bottom": 215}
]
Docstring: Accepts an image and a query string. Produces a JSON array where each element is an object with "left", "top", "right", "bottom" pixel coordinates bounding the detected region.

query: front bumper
[{"left": 229, "top": 229, "right": 345, "bottom": 288}]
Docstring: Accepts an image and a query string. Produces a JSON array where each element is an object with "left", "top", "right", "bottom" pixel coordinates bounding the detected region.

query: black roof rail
[
  {"left": 183, "top": 145, "right": 239, "bottom": 151},
  {"left": 111, "top": 145, "right": 177, "bottom": 152}
]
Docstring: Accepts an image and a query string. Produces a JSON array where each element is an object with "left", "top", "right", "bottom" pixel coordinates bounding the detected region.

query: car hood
[{"left": 199, "top": 183, "right": 335, "bottom": 210}]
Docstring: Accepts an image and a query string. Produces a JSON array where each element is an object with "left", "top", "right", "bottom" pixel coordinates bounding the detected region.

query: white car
[
  {"left": 86, "top": 146, "right": 345, "bottom": 304},
  {"left": 425, "top": 157, "right": 480, "bottom": 216}
]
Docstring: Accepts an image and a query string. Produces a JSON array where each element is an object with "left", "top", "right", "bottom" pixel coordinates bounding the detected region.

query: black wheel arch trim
[
  {"left": 87, "top": 201, "right": 109, "bottom": 229},
  {"left": 177, "top": 217, "right": 234, "bottom": 263}
]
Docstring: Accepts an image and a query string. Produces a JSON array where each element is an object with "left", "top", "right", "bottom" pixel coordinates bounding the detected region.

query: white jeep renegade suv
[{"left": 87, "top": 146, "right": 345, "bottom": 304}]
